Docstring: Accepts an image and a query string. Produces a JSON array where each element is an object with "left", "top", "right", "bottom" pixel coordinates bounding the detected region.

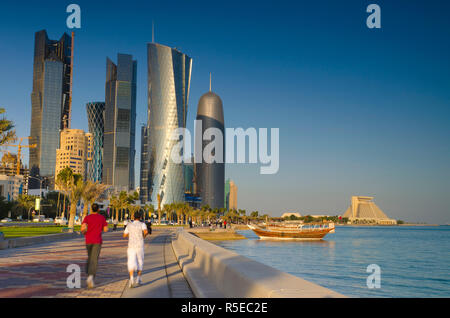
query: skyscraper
[
  {"left": 140, "top": 43, "right": 192, "bottom": 206},
  {"left": 139, "top": 125, "right": 149, "bottom": 201},
  {"left": 225, "top": 179, "right": 231, "bottom": 210},
  {"left": 229, "top": 180, "right": 237, "bottom": 211},
  {"left": 55, "top": 129, "right": 92, "bottom": 187},
  {"left": 196, "top": 87, "right": 225, "bottom": 209},
  {"left": 103, "top": 54, "right": 137, "bottom": 191},
  {"left": 86, "top": 102, "right": 105, "bottom": 182},
  {"left": 29, "top": 30, "right": 72, "bottom": 189}
]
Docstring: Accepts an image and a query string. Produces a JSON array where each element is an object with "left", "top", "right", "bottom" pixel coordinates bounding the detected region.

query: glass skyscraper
[
  {"left": 103, "top": 54, "right": 137, "bottom": 191},
  {"left": 86, "top": 102, "right": 105, "bottom": 182},
  {"left": 140, "top": 43, "right": 192, "bottom": 205},
  {"left": 196, "top": 90, "right": 225, "bottom": 209},
  {"left": 29, "top": 30, "right": 72, "bottom": 189}
]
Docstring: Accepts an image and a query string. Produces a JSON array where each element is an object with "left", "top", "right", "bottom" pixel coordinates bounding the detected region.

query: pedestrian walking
[
  {"left": 144, "top": 220, "right": 152, "bottom": 235},
  {"left": 80, "top": 203, "right": 109, "bottom": 289},
  {"left": 123, "top": 211, "right": 148, "bottom": 288}
]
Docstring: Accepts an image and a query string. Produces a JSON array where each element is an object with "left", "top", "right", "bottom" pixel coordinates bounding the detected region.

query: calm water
[{"left": 215, "top": 226, "right": 450, "bottom": 297}]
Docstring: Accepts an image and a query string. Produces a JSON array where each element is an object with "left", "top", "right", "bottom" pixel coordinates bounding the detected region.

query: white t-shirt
[{"left": 124, "top": 221, "right": 147, "bottom": 250}]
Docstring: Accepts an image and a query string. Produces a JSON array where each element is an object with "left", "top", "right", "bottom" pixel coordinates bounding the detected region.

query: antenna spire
[
  {"left": 209, "top": 72, "right": 212, "bottom": 92},
  {"left": 152, "top": 20, "right": 155, "bottom": 43}
]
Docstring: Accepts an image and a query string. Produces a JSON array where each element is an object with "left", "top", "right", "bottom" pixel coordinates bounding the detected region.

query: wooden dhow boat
[{"left": 247, "top": 222, "right": 335, "bottom": 240}]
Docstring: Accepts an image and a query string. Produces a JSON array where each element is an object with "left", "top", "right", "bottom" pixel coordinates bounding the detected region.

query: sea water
[{"left": 215, "top": 226, "right": 450, "bottom": 297}]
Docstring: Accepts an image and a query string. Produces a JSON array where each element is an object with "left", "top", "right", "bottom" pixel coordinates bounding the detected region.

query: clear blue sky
[{"left": 1, "top": 0, "right": 449, "bottom": 223}]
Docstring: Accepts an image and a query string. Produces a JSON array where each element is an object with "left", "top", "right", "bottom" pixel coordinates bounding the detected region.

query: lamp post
[{"left": 28, "top": 176, "right": 43, "bottom": 198}]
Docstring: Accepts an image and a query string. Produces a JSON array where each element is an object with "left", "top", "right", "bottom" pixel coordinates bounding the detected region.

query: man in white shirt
[{"left": 123, "top": 211, "right": 148, "bottom": 288}]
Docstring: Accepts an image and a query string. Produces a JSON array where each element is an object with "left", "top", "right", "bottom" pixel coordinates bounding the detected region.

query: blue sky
[{"left": 0, "top": 0, "right": 449, "bottom": 223}]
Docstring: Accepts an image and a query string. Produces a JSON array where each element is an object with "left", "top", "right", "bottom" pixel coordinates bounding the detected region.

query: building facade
[
  {"left": 103, "top": 54, "right": 137, "bottom": 191},
  {"left": 86, "top": 102, "right": 105, "bottom": 182},
  {"left": 55, "top": 129, "right": 92, "bottom": 186},
  {"left": 342, "top": 196, "right": 397, "bottom": 225},
  {"left": 196, "top": 90, "right": 225, "bottom": 209},
  {"left": 29, "top": 30, "right": 72, "bottom": 189},
  {"left": 139, "top": 125, "right": 149, "bottom": 202},
  {"left": 0, "top": 154, "right": 29, "bottom": 195},
  {"left": 140, "top": 43, "right": 192, "bottom": 206},
  {"left": 0, "top": 175, "right": 25, "bottom": 201},
  {"left": 224, "top": 179, "right": 230, "bottom": 210},
  {"left": 229, "top": 180, "right": 237, "bottom": 211}
]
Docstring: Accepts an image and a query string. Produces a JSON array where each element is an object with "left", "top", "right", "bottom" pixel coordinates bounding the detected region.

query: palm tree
[
  {"left": 157, "top": 194, "right": 162, "bottom": 224},
  {"left": 56, "top": 167, "right": 74, "bottom": 219},
  {"left": 81, "top": 181, "right": 109, "bottom": 221},
  {"left": 118, "top": 191, "right": 129, "bottom": 221},
  {"left": 143, "top": 203, "right": 154, "bottom": 221},
  {"left": 56, "top": 167, "right": 83, "bottom": 229},
  {"left": 162, "top": 204, "right": 171, "bottom": 223},
  {"left": 181, "top": 203, "right": 191, "bottom": 225},
  {"left": 14, "top": 194, "right": 36, "bottom": 219},
  {"left": 66, "top": 175, "right": 84, "bottom": 231},
  {"left": 0, "top": 107, "right": 16, "bottom": 146},
  {"left": 109, "top": 195, "right": 120, "bottom": 222}
]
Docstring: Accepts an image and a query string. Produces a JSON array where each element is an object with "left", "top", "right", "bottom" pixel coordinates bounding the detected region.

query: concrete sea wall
[{"left": 171, "top": 229, "right": 345, "bottom": 298}]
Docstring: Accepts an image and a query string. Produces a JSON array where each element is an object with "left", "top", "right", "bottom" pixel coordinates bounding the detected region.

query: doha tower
[{"left": 140, "top": 43, "right": 192, "bottom": 205}]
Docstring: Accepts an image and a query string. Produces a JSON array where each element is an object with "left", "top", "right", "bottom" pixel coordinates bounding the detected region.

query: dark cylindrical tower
[{"left": 196, "top": 90, "right": 225, "bottom": 209}]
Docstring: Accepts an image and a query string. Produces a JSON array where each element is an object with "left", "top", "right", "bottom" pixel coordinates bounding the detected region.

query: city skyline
[{"left": 1, "top": 0, "right": 449, "bottom": 223}]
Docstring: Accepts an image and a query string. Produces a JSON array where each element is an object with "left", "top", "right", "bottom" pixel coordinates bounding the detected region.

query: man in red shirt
[{"left": 81, "top": 203, "right": 109, "bottom": 288}]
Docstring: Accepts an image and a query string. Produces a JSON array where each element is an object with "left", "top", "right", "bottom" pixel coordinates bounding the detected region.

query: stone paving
[{"left": 0, "top": 228, "right": 192, "bottom": 298}]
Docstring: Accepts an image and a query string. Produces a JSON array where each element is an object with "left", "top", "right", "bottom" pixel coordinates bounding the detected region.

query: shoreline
[{"left": 335, "top": 224, "right": 440, "bottom": 227}]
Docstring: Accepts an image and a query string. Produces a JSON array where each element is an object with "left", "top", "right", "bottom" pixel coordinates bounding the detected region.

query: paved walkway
[{"left": 0, "top": 228, "right": 193, "bottom": 298}]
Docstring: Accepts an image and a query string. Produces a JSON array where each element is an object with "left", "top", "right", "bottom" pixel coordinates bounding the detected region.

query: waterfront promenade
[{"left": 0, "top": 229, "right": 193, "bottom": 298}]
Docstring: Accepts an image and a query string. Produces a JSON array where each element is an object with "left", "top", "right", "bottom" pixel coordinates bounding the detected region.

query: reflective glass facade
[
  {"left": 196, "top": 92, "right": 225, "bottom": 209},
  {"left": 103, "top": 54, "right": 137, "bottom": 191},
  {"left": 29, "top": 30, "right": 71, "bottom": 188},
  {"left": 140, "top": 43, "right": 192, "bottom": 206},
  {"left": 86, "top": 102, "right": 105, "bottom": 182}
]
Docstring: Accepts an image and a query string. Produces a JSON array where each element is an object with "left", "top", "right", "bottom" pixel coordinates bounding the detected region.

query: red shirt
[{"left": 82, "top": 213, "right": 107, "bottom": 244}]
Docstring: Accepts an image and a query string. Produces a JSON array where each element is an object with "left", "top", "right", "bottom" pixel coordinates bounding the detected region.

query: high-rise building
[
  {"left": 140, "top": 43, "right": 192, "bottom": 206},
  {"left": 55, "top": 129, "right": 92, "bottom": 187},
  {"left": 229, "top": 180, "right": 237, "bottom": 211},
  {"left": 185, "top": 163, "right": 194, "bottom": 194},
  {"left": 86, "top": 102, "right": 105, "bottom": 182},
  {"left": 103, "top": 54, "right": 137, "bottom": 191},
  {"left": 224, "top": 179, "right": 231, "bottom": 210},
  {"left": 139, "top": 125, "right": 149, "bottom": 201},
  {"left": 196, "top": 88, "right": 225, "bottom": 209},
  {"left": 29, "top": 30, "right": 72, "bottom": 189}
]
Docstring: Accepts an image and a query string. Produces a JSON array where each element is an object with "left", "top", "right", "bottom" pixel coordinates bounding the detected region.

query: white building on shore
[{"left": 342, "top": 196, "right": 397, "bottom": 225}]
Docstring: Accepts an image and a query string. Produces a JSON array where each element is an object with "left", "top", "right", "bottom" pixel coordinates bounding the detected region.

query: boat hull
[{"left": 248, "top": 225, "right": 332, "bottom": 240}]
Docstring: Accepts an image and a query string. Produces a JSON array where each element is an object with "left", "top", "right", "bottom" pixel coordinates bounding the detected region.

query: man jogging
[
  {"left": 80, "top": 203, "right": 108, "bottom": 288},
  {"left": 123, "top": 211, "right": 148, "bottom": 288}
]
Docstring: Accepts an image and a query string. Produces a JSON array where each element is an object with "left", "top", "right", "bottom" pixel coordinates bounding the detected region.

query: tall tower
[
  {"left": 103, "top": 54, "right": 137, "bottom": 191},
  {"left": 86, "top": 102, "right": 105, "bottom": 182},
  {"left": 196, "top": 83, "right": 225, "bottom": 209},
  {"left": 29, "top": 30, "right": 72, "bottom": 189},
  {"left": 141, "top": 43, "right": 192, "bottom": 206},
  {"left": 55, "top": 129, "right": 92, "bottom": 186}
]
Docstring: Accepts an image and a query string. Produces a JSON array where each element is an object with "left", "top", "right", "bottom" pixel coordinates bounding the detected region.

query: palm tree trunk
[
  {"left": 82, "top": 201, "right": 89, "bottom": 222},
  {"left": 56, "top": 191, "right": 61, "bottom": 217},
  {"left": 61, "top": 195, "right": 66, "bottom": 219},
  {"left": 68, "top": 203, "right": 77, "bottom": 232}
]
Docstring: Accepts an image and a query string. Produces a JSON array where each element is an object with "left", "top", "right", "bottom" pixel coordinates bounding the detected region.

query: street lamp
[{"left": 27, "top": 176, "right": 43, "bottom": 198}]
